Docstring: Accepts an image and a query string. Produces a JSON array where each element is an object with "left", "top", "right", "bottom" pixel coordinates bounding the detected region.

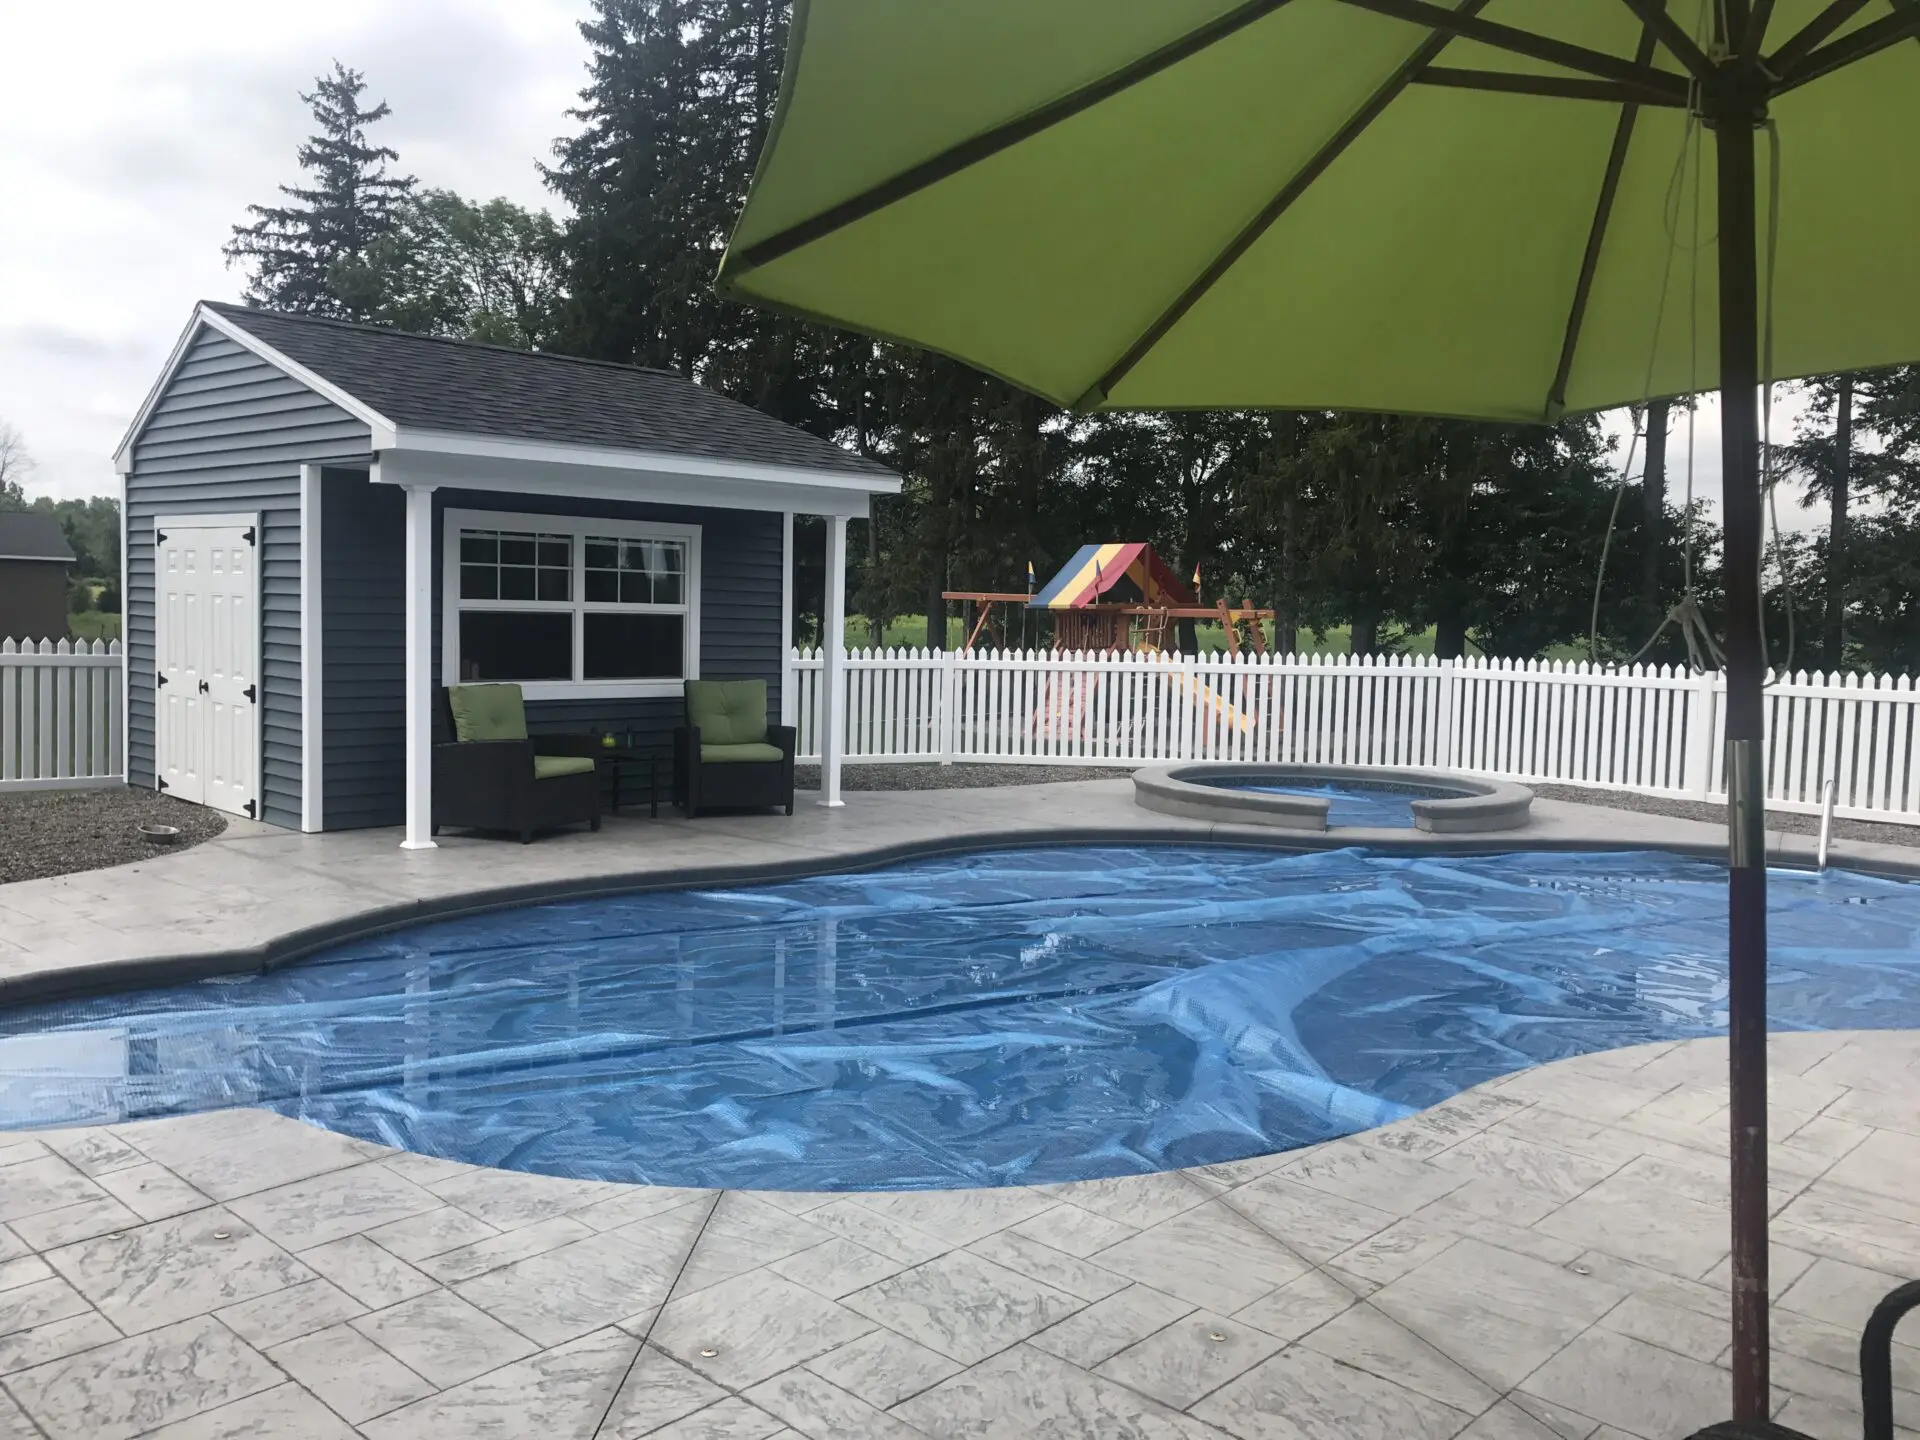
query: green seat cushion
[
  {"left": 686, "top": 679, "right": 768, "bottom": 746},
  {"left": 533, "top": 755, "right": 596, "bottom": 780},
  {"left": 449, "top": 685, "right": 528, "bottom": 742},
  {"left": 701, "top": 742, "right": 784, "bottom": 764}
]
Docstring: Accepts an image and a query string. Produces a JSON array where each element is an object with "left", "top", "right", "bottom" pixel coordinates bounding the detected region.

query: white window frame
[{"left": 441, "top": 506, "right": 701, "bottom": 701}]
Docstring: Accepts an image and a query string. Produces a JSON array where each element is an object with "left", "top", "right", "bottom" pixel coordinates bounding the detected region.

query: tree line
[{"left": 220, "top": 6, "right": 1919, "bottom": 670}]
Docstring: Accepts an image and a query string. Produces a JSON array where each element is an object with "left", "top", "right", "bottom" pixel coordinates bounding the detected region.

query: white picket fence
[
  {"left": 787, "top": 648, "right": 1920, "bottom": 826},
  {"left": 0, "top": 639, "right": 123, "bottom": 792}
]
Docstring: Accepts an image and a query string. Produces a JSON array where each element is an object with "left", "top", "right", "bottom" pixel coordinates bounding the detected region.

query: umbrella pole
[{"left": 1712, "top": 97, "right": 1771, "bottom": 1425}]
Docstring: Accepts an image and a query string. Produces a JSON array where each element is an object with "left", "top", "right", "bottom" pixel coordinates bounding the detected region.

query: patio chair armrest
[
  {"left": 535, "top": 733, "right": 603, "bottom": 759},
  {"left": 769, "top": 725, "right": 797, "bottom": 761}
]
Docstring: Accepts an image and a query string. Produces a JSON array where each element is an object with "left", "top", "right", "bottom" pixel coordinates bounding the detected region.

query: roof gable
[
  {"left": 0, "top": 513, "right": 76, "bottom": 563},
  {"left": 199, "top": 303, "right": 892, "bottom": 481}
]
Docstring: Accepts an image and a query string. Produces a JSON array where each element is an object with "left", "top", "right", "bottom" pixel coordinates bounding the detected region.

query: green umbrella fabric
[{"left": 718, "top": 0, "right": 1919, "bottom": 423}]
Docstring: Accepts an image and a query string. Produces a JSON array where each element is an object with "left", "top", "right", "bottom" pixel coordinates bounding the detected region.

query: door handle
[{"left": 198, "top": 680, "right": 209, "bottom": 694}]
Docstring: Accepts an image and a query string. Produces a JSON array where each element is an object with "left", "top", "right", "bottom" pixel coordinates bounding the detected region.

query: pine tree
[{"left": 224, "top": 64, "right": 415, "bottom": 318}]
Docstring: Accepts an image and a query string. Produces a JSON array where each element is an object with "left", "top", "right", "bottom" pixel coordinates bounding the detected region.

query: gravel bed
[
  {"left": 794, "top": 762, "right": 1128, "bottom": 792},
  {"left": 0, "top": 788, "right": 227, "bottom": 885},
  {"left": 1531, "top": 783, "right": 1920, "bottom": 850}
]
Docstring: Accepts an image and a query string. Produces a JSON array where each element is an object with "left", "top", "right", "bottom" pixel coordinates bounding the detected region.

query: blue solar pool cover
[
  {"left": 2, "top": 846, "right": 1918, "bottom": 1192},
  {"left": 1191, "top": 778, "right": 1429, "bottom": 827}
]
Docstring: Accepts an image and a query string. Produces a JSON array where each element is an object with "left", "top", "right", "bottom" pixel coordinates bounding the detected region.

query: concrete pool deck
[
  {"left": 1, "top": 1033, "right": 1918, "bottom": 1440},
  {"left": 1, "top": 780, "right": 1918, "bottom": 1438}
]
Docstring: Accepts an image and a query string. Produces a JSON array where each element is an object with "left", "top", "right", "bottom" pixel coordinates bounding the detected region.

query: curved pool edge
[{"left": 4, "top": 794, "right": 1919, "bottom": 1010}]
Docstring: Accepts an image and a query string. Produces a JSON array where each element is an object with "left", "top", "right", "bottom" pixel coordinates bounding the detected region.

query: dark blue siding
[
  {"left": 319, "top": 470, "right": 405, "bottom": 829},
  {"left": 124, "top": 326, "right": 372, "bottom": 828}
]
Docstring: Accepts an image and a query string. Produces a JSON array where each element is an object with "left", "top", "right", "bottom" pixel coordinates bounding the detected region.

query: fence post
[
  {"left": 1685, "top": 668, "right": 1718, "bottom": 798},
  {"left": 1436, "top": 658, "right": 1459, "bottom": 771},
  {"left": 937, "top": 647, "right": 957, "bottom": 764}
]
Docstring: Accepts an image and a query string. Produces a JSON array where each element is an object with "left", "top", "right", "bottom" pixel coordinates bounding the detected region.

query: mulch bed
[
  {"left": 0, "top": 788, "right": 227, "bottom": 885},
  {"left": 794, "top": 762, "right": 1126, "bottom": 792}
]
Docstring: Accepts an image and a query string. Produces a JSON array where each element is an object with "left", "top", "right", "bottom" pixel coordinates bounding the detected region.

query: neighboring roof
[
  {"left": 197, "top": 302, "right": 893, "bottom": 481},
  {"left": 1031, "top": 543, "right": 1193, "bottom": 610},
  {"left": 0, "top": 513, "right": 76, "bottom": 564}
]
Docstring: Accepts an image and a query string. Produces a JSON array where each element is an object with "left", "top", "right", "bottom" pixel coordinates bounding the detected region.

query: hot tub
[{"left": 1133, "top": 764, "right": 1532, "bottom": 833}]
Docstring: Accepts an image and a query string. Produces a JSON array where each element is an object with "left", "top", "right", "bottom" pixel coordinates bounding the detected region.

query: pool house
[{"left": 113, "top": 302, "right": 899, "bottom": 844}]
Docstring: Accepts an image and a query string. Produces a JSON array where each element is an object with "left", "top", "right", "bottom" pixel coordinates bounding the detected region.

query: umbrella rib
[
  {"left": 1411, "top": 66, "right": 1684, "bottom": 104},
  {"left": 1335, "top": 0, "right": 1690, "bottom": 99},
  {"left": 1772, "top": 3, "right": 1920, "bottom": 89},
  {"left": 1078, "top": 0, "right": 1490, "bottom": 410},
  {"left": 1765, "top": 0, "right": 1874, "bottom": 72},
  {"left": 727, "top": 0, "right": 1300, "bottom": 276},
  {"left": 1612, "top": 0, "right": 1715, "bottom": 78},
  {"left": 1547, "top": 29, "right": 1661, "bottom": 417}
]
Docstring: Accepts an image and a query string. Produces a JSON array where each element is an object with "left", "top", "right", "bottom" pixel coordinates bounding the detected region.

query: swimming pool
[{"left": 2, "top": 846, "right": 1916, "bottom": 1192}]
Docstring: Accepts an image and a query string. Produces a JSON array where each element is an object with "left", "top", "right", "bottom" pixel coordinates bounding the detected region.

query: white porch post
[
  {"left": 819, "top": 513, "right": 849, "bottom": 807},
  {"left": 779, "top": 510, "right": 796, "bottom": 728},
  {"left": 401, "top": 481, "right": 439, "bottom": 849}
]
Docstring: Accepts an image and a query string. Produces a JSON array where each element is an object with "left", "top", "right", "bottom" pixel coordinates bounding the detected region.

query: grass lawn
[{"left": 68, "top": 612, "right": 122, "bottom": 643}]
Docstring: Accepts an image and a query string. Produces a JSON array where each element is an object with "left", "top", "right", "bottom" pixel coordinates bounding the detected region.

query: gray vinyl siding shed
[
  {"left": 116, "top": 303, "right": 897, "bottom": 835},
  {"left": 123, "top": 328, "right": 372, "bottom": 829}
]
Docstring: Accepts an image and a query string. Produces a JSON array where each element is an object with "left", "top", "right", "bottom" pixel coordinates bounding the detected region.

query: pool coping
[
  {"left": 1132, "top": 763, "right": 1534, "bottom": 833},
  {"left": 6, "top": 801, "right": 1920, "bottom": 1009}
]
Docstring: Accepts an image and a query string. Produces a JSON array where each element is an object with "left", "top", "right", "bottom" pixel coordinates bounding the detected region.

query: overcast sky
[
  {"left": 1, "top": 0, "right": 590, "bottom": 503},
  {"left": 1, "top": 1, "right": 1829, "bottom": 535}
]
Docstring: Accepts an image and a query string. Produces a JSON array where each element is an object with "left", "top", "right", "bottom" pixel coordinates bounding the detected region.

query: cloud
[{"left": 0, "top": 0, "right": 589, "bottom": 501}]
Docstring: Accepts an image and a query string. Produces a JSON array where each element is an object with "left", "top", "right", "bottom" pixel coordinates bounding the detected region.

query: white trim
[
  {"left": 819, "top": 514, "right": 848, "bottom": 808},
  {"left": 153, "top": 510, "right": 263, "bottom": 821},
  {"left": 375, "top": 454, "right": 877, "bottom": 521},
  {"left": 779, "top": 511, "right": 795, "bottom": 727},
  {"left": 119, "top": 476, "right": 130, "bottom": 788},
  {"left": 401, "top": 483, "right": 438, "bottom": 849},
  {"left": 386, "top": 427, "right": 899, "bottom": 498},
  {"left": 299, "top": 465, "right": 324, "bottom": 833},
  {"left": 440, "top": 505, "right": 702, "bottom": 701},
  {"left": 114, "top": 307, "right": 398, "bottom": 473}
]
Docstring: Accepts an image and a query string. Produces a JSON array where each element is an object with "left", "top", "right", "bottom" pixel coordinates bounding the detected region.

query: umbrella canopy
[
  {"left": 720, "top": 4, "right": 1920, "bottom": 1430},
  {"left": 718, "top": 0, "right": 1918, "bottom": 420}
]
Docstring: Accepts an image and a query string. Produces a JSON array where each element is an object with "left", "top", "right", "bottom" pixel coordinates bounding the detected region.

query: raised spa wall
[{"left": 1132, "top": 765, "right": 1534, "bottom": 834}]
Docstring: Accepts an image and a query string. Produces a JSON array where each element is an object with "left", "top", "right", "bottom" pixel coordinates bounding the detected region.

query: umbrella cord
[
  {"left": 1588, "top": 97, "right": 1704, "bottom": 668},
  {"left": 1760, "top": 118, "right": 1796, "bottom": 679}
]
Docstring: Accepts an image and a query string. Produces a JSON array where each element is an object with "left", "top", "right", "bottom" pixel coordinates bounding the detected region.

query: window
[{"left": 444, "top": 510, "right": 700, "bottom": 699}]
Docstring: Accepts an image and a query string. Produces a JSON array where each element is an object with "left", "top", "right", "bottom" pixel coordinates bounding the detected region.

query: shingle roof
[
  {"left": 0, "top": 513, "right": 75, "bottom": 563},
  {"left": 204, "top": 302, "right": 893, "bottom": 480}
]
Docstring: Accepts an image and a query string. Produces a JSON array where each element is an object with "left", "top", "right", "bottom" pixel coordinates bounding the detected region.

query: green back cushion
[
  {"left": 449, "top": 684, "right": 528, "bottom": 743},
  {"left": 685, "top": 680, "right": 768, "bottom": 746}
]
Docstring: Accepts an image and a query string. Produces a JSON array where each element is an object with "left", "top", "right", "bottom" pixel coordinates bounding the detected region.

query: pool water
[
  {"left": 1188, "top": 778, "right": 1436, "bottom": 828},
  {"left": 2, "top": 846, "right": 1917, "bottom": 1192}
]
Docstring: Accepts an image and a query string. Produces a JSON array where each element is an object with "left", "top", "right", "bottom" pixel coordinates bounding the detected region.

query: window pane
[
  {"left": 460, "top": 533, "right": 497, "bottom": 564},
  {"left": 651, "top": 571, "right": 683, "bottom": 606},
  {"left": 619, "top": 572, "right": 650, "bottom": 604},
  {"left": 499, "top": 567, "right": 535, "bottom": 601},
  {"left": 459, "top": 564, "right": 498, "bottom": 601},
  {"left": 585, "top": 570, "right": 617, "bottom": 603},
  {"left": 583, "top": 613, "right": 684, "bottom": 679},
  {"left": 538, "top": 539, "right": 570, "bottom": 568},
  {"left": 459, "top": 611, "right": 572, "bottom": 682},
  {"left": 584, "top": 540, "right": 618, "bottom": 571},
  {"left": 537, "top": 568, "right": 570, "bottom": 602},
  {"left": 499, "top": 536, "right": 536, "bottom": 567}
]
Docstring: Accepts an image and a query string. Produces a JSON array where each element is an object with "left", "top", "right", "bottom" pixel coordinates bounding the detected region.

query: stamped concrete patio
[{"left": 0, "top": 779, "right": 1916, "bottom": 1439}]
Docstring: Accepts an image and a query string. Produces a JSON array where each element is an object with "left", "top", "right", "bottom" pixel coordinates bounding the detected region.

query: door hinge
[
  {"left": 244, "top": 684, "right": 257, "bottom": 703},
  {"left": 156, "top": 673, "right": 167, "bottom": 687},
  {"left": 156, "top": 776, "right": 167, "bottom": 791},
  {"left": 242, "top": 526, "right": 256, "bottom": 546},
  {"left": 155, "top": 530, "right": 166, "bottom": 543},
  {"left": 243, "top": 799, "right": 257, "bottom": 819}
]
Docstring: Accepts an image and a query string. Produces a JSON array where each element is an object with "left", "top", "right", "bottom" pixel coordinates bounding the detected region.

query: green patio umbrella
[{"left": 719, "top": 3, "right": 1920, "bottom": 1429}]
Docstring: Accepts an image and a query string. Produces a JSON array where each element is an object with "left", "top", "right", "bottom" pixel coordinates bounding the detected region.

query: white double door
[{"left": 155, "top": 520, "right": 259, "bottom": 817}]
